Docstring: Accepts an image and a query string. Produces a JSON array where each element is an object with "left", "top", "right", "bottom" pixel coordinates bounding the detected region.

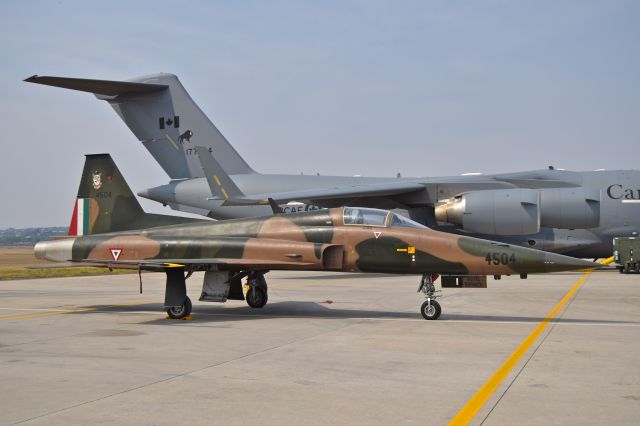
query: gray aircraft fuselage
[{"left": 138, "top": 169, "right": 640, "bottom": 258}]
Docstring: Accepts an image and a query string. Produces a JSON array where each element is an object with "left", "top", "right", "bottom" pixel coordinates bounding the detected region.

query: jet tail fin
[
  {"left": 69, "top": 154, "right": 203, "bottom": 236},
  {"left": 195, "top": 146, "right": 244, "bottom": 200},
  {"left": 194, "top": 147, "right": 280, "bottom": 214},
  {"left": 26, "top": 73, "right": 256, "bottom": 180}
]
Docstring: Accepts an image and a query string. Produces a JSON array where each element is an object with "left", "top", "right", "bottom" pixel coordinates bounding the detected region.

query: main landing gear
[
  {"left": 418, "top": 274, "right": 441, "bottom": 320},
  {"left": 161, "top": 268, "right": 270, "bottom": 319},
  {"left": 245, "top": 271, "right": 268, "bottom": 308},
  {"left": 164, "top": 267, "right": 192, "bottom": 320},
  {"left": 167, "top": 296, "right": 192, "bottom": 319}
]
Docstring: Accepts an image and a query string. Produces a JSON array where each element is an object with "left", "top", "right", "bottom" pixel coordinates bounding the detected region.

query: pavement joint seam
[
  {"left": 449, "top": 271, "right": 593, "bottom": 425},
  {"left": 479, "top": 274, "right": 589, "bottom": 425}
]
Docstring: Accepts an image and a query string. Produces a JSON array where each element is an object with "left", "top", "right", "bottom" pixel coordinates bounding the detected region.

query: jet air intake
[{"left": 436, "top": 188, "right": 601, "bottom": 235}]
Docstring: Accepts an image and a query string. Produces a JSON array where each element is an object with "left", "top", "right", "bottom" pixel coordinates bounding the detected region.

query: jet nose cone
[
  {"left": 136, "top": 188, "right": 150, "bottom": 199},
  {"left": 137, "top": 184, "right": 176, "bottom": 203},
  {"left": 543, "top": 252, "right": 600, "bottom": 272}
]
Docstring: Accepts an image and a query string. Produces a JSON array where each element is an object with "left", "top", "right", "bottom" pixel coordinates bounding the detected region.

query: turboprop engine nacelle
[{"left": 435, "top": 188, "right": 601, "bottom": 235}]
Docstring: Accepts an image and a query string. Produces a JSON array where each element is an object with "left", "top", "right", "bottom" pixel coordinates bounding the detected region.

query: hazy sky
[{"left": 1, "top": 0, "right": 638, "bottom": 228}]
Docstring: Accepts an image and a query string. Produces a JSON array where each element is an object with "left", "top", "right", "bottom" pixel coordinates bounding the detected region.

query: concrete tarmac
[{"left": 0, "top": 270, "right": 639, "bottom": 425}]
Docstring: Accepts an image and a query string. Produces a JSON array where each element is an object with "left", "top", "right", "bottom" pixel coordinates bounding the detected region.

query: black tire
[
  {"left": 166, "top": 296, "right": 192, "bottom": 319},
  {"left": 420, "top": 299, "right": 441, "bottom": 320},
  {"left": 246, "top": 287, "right": 268, "bottom": 308}
]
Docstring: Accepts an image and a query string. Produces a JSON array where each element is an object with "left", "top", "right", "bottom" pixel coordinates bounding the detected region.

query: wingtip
[{"left": 23, "top": 75, "right": 39, "bottom": 82}]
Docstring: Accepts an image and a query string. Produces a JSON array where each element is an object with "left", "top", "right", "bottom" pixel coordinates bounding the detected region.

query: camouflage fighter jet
[{"left": 34, "top": 154, "right": 597, "bottom": 320}]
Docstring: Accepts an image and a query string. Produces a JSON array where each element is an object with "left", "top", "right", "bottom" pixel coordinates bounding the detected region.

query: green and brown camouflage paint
[{"left": 37, "top": 207, "right": 596, "bottom": 275}]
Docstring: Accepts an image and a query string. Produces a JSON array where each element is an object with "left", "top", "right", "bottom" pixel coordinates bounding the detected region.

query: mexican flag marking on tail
[{"left": 68, "top": 198, "right": 90, "bottom": 236}]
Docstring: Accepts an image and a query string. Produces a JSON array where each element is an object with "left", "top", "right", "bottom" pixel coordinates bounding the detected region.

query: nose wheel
[
  {"left": 418, "top": 274, "right": 442, "bottom": 320},
  {"left": 420, "top": 299, "right": 441, "bottom": 320}
]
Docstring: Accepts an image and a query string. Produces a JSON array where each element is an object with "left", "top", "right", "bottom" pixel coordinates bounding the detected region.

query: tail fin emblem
[
  {"left": 92, "top": 171, "right": 102, "bottom": 190},
  {"left": 179, "top": 130, "right": 193, "bottom": 143}
]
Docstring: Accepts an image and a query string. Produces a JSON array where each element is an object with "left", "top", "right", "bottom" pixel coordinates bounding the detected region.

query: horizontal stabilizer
[
  {"left": 24, "top": 75, "right": 167, "bottom": 96},
  {"left": 221, "top": 181, "right": 427, "bottom": 206}
]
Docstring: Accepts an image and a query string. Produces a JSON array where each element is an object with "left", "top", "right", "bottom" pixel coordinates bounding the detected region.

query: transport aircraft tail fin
[
  {"left": 25, "top": 74, "right": 256, "bottom": 180},
  {"left": 68, "top": 154, "right": 203, "bottom": 236}
]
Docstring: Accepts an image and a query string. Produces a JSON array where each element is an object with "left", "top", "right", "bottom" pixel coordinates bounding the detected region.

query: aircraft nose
[
  {"left": 542, "top": 252, "right": 600, "bottom": 272},
  {"left": 137, "top": 185, "right": 175, "bottom": 203}
]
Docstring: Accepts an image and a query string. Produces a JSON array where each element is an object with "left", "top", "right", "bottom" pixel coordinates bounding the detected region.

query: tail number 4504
[{"left": 485, "top": 253, "right": 516, "bottom": 265}]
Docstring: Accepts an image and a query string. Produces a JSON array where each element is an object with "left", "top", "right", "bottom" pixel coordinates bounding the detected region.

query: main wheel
[
  {"left": 420, "top": 299, "right": 441, "bottom": 320},
  {"left": 246, "top": 287, "right": 268, "bottom": 308},
  {"left": 166, "top": 296, "right": 192, "bottom": 319}
]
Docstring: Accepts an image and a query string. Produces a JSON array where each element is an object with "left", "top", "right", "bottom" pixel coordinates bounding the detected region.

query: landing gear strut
[
  {"left": 418, "top": 274, "right": 441, "bottom": 320},
  {"left": 246, "top": 271, "right": 268, "bottom": 308},
  {"left": 164, "top": 267, "right": 192, "bottom": 319}
]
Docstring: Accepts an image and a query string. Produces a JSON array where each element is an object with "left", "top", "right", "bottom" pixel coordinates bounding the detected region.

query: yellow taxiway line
[
  {"left": 0, "top": 301, "right": 152, "bottom": 321},
  {"left": 448, "top": 258, "right": 614, "bottom": 425}
]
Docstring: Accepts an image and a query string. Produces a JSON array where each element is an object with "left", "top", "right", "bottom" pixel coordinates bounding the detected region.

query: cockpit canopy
[{"left": 342, "top": 207, "right": 425, "bottom": 229}]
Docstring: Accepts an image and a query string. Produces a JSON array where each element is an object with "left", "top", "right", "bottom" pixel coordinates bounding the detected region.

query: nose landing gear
[{"left": 418, "top": 274, "right": 441, "bottom": 320}]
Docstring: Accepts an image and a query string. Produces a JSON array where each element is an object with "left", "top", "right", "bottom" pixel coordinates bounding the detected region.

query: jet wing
[
  {"left": 220, "top": 181, "right": 427, "bottom": 206},
  {"left": 79, "top": 258, "right": 317, "bottom": 269}
]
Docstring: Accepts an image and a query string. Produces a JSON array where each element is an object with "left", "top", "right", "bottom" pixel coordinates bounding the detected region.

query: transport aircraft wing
[{"left": 221, "top": 181, "right": 427, "bottom": 206}]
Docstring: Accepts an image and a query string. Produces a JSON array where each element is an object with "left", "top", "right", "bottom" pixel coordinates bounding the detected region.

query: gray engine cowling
[
  {"left": 435, "top": 189, "right": 540, "bottom": 235},
  {"left": 539, "top": 188, "right": 600, "bottom": 229},
  {"left": 435, "top": 187, "right": 602, "bottom": 235}
]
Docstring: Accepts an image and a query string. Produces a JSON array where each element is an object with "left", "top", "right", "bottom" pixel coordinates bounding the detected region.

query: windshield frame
[{"left": 342, "top": 207, "right": 391, "bottom": 227}]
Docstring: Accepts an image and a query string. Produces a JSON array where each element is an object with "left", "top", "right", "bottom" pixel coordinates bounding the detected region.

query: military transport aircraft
[
  {"left": 25, "top": 74, "right": 640, "bottom": 258},
  {"left": 34, "top": 154, "right": 597, "bottom": 320}
]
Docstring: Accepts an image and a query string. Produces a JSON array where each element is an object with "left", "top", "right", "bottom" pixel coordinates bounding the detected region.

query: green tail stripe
[{"left": 82, "top": 198, "right": 90, "bottom": 235}]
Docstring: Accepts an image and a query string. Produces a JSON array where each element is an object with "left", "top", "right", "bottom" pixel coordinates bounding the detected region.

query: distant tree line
[{"left": 0, "top": 227, "right": 67, "bottom": 246}]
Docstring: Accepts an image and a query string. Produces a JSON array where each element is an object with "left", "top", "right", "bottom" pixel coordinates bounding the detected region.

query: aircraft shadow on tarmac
[
  {"left": 67, "top": 301, "right": 639, "bottom": 326},
  {"left": 278, "top": 273, "right": 398, "bottom": 280}
]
